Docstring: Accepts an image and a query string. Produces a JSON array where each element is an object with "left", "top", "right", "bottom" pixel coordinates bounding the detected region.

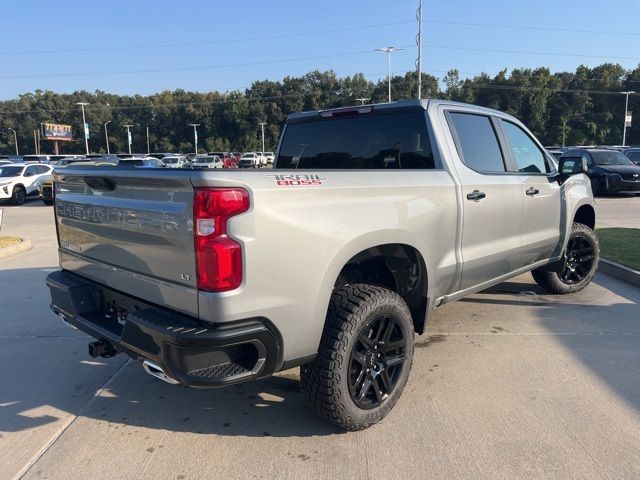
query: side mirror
[
  {"left": 556, "top": 157, "right": 588, "bottom": 185},
  {"left": 558, "top": 157, "right": 588, "bottom": 176}
]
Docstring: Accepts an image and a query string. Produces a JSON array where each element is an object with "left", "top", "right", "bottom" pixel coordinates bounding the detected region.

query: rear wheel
[
  {"left": 300, "top": 284, "right": 414, "bottom": 431},
  {"left": 532, "top": 222, "right": 599, "bottom": 294},
  {"left": 42, "top": 198, "right": 53, "bottom": 206},
  {"left": 11, "top": 186, "right": 26, "bottom": 206}
]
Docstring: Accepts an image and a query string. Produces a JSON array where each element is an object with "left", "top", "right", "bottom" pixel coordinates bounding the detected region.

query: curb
[
  {"left": 0, "top": 238, "right": 33, "bottom": 260},
  {"left": 599, "top": 258, "right": 640, "bottom": 288}
]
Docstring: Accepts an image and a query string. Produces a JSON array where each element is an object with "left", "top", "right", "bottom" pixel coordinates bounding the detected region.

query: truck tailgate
[{"left": 54, "top": 168, "right": 199, "bottom": 317}]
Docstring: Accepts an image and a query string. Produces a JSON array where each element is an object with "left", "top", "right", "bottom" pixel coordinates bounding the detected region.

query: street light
[
  {"left": 188, "top": 124, "right": 200, "bottom": 155},
  {"left": 7, "top": 128, "right": 18, "bottom": 155},
  {"left": 621, "top": 91, "right": 636, "bottom": 146},
  {"left": 258, "top": 122, "right": 267, "bottom": 153},
  {"left": 375, "top": 46, "right": 403, "bottom": 102},
  {"left": 124, "top": 124, "right": 134, "bottom": 155},
  {"left": 104, "top": 121, "right": 111, "bottom": 154},
  {"left": 75, "top": 102, "right": 90, "bottom": 154}
]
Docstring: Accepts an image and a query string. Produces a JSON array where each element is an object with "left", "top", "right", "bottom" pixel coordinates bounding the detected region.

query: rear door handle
[
  {"left": 526, "top": 187, "right": 540, "bottom": 196},
  {"left": 466, "top": 190, "right": 486, "bottom": 201}
]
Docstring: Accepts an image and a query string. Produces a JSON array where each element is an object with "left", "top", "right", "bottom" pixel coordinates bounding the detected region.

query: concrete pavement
[
  {"left": 1, "top": 198, "right": 639, "bottom": 480},
  {"left": 595, "top": 195, "right": 640, "bottom": 229}
]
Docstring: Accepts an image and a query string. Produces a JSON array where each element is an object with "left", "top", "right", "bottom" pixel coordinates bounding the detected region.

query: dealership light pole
[
  {"left": 7, "top": 128, "right": 18, "bottom": 155},
  {"left": 124, "top": 124, "right": 134, "bottom": 155},
  {"left": 104, "top": 121, "right": 111, "bottom": 154},
  {"left": 75, "top": 102, "right": 90, "bottom": 154},
  {"left": 258, "top": 122, "right": 267, "bottom": 153},
  {"left": 188, "top": 123, "right": 200, "bottom": 155},
  {"left": 375, "top": 46, "right": 403, "bottom": 102},
  {"left": 621, "top": 91, "right": 636, "bottom": 146},
  {"left": 146, "top": 126, "right": 150, "bottom": 154},
  {"left": 416, "top": 0, "right": 423, "bottom": 99}
]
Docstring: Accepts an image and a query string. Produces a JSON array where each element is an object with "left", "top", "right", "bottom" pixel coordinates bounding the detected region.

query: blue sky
[{"left": 1, "top": 0, "right": 639, "bottom": 99}]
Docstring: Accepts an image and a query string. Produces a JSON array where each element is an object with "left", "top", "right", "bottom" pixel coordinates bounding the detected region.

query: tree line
[{"left": 1, "top": 63, "right": 639, "bottom": 155}]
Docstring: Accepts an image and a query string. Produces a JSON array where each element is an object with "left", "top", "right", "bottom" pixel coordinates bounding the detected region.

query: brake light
[{"left": 193, "top": 188, "right": 250, "bottom": 292}]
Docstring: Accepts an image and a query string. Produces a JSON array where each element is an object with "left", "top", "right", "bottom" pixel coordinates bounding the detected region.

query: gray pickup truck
[{"left": 46, "top": 99, "right": 599, "bottom": 430}]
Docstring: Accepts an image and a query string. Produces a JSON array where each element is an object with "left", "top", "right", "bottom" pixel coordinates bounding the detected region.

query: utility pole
[
  {"left": 188, "top": 124, "right": 200, "bottom": 155},
  {"left": 416, "top": 0, "right": 423, "bottom": 99},
  {"left": 146, "top": 126, "right": 150, "bottom": 154},
  {"left": 375, "top": 46, "right": 403, "bottom": 102},
  {"left": 75, "top": 102, "right": 90, "bottom": 154},
  {"left": 562, "top": 119, "right": 567, "bottom": 148},
  {"left": 621, "top": 91, "right": 636, "bottom": 146},
  {"left": 355, "top": 98, "right": 370, "bottom": 105},
  {"left": 104, "top": 121, "right": 111, "bottom": 154},
  {"left": 7, "top": 128, "right": 18, "bottom": 155},
  {"left": 124, "top": 124, "right": 134, "bottom": 155},
  {"left": 258, "top": 122, "right": 267, "bottom": 153}
]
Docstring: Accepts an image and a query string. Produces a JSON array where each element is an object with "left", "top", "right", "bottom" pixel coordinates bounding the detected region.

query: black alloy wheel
[
  {"left": 560, "top": 235, "right": 596, "bottom": 285},
  {"left": 348, "top": 314, "right": 406, "bottom": 410}
]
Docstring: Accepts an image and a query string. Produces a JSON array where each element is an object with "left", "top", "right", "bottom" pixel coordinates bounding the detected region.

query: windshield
[
  {"left": 163, "top": 157, "right": 179, "bottom": 163},
  {"left": 242, "top": 154, "right": 254, "bottom": 158},
  {"left": 0, "top": 166, "right": 23, "bottom": 177},
  {"left": 591, "top": 151, "right": 634, "bottom": 165}
]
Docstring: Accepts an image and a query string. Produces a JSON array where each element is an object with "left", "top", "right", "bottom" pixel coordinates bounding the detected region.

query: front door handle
[
  {"left": 526, "top": 187, "right": 540, "bottom": 196},
  {"left": 466, "top": 190, "right": 486, "bottom": 201}
]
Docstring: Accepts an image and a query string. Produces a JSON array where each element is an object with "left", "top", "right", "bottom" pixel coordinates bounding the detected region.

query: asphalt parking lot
[{"left": 1, "top": 196, "right": 639, "bottom": 480}]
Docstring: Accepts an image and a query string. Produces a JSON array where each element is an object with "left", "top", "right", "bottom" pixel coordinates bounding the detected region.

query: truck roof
[{"left": 286, "top": 99, "right": 513, "bottom": 124}]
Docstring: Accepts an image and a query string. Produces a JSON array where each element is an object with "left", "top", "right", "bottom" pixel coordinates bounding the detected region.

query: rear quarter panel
[{"left": 191, "top": 169, "right": 458, "bottom": 362}]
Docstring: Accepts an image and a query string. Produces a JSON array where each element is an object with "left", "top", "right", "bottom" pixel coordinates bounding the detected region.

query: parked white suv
[
  {"left": 162, "top": 155, "right": 189, "bottom": 168},
  {"left": 0, "top": 163, "right": 54, "bottom": 205},
  {"left": 263, "top": 152, "right": 275, "bottom": 164},
  {"left": 191, "top": 155, "right": 223, "bottom": 169},
  {"left": 239, "top": 152, "right": 259, "bottom": 168}
]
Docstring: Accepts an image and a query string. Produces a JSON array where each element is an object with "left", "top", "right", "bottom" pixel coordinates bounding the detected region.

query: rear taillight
[{"left": 193, "top": 188, "right": 250, "bottom": 292}]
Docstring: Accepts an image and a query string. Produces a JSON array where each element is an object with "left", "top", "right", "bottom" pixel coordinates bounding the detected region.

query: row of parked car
[
  {"left": 546, "top": 145, "right": 640, "bottom": 196},
  {"left": 0, "top": 150, "right": 277, "bottom": 206},
  {"left": 0, "top": 151, "right": 276, "bottom": 169}
]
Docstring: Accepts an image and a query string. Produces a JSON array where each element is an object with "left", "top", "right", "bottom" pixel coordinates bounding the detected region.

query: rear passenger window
[
  {"left": 502, "top": 121, "right": 549, "bottom": 173},
  {"left": 276, "top": 112, "right": 436, "bottom": 169},
  {"left": 449, "top": 113, "right": 506, "bottom": 173}
]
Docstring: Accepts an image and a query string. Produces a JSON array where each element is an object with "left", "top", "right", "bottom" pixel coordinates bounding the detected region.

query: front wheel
[
  {"left": 301, "top": 284, "right": 414, "bottom": 431},
  {"left": 532, "top": 222, "right": 600, "bottom": 294},
  {"left": 11, "top": 186, "right": 26, "bottom": 205}
]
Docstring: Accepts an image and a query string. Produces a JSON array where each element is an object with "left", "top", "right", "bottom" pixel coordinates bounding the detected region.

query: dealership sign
[{"left": 42, "top": 123, "right": 73, "bottom": 142}]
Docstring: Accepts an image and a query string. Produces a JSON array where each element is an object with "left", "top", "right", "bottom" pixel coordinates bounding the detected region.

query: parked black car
[
  {"left": 560, "top": 148, "right": 640, "bottom": 195},
  {"left": 624, "top": 148, "right": 640, "bottom": 166}
]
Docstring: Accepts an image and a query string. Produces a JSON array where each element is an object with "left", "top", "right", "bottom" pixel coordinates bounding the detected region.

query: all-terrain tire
[
  {"left": 300, "top": 284, "right": 414, "bottom": 431},
  {"left": 42, "top": 198, "right": 54, "bottom": 206},
  {"left": 532, "top": 222, "right": 600, "bottom": 294}
]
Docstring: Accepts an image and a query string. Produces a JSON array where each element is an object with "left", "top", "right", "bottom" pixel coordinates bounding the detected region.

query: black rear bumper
[{"left": 46, "top": 270, "right": 281, "bottom": 387}]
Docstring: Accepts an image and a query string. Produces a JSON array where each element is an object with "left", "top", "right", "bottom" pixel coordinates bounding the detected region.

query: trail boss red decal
[{"left": 266, "top": 174, "right": 326, "bottom": 186}]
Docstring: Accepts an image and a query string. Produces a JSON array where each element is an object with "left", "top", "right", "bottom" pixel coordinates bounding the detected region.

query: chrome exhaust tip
[{"left": 142, "top": 360, "right": 179, "bottom": 385}]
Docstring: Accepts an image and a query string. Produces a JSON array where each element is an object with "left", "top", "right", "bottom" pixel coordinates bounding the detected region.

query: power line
[
  {"left": 426, "top": 19, "right": 640, "bottom": 37},
  {"left": 0, "top": 46, "right": 414, "bottom": 80},
  {"left": 0, "top": 20, "right": 415, "bottom": 57},
  {"left": 424, "top": 44, "right": 640, "bottom": 61}
]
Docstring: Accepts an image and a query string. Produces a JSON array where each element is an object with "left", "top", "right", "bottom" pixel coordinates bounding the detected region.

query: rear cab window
[{"left": 276, "top": 111, "right": 436, "bottom": 169}]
